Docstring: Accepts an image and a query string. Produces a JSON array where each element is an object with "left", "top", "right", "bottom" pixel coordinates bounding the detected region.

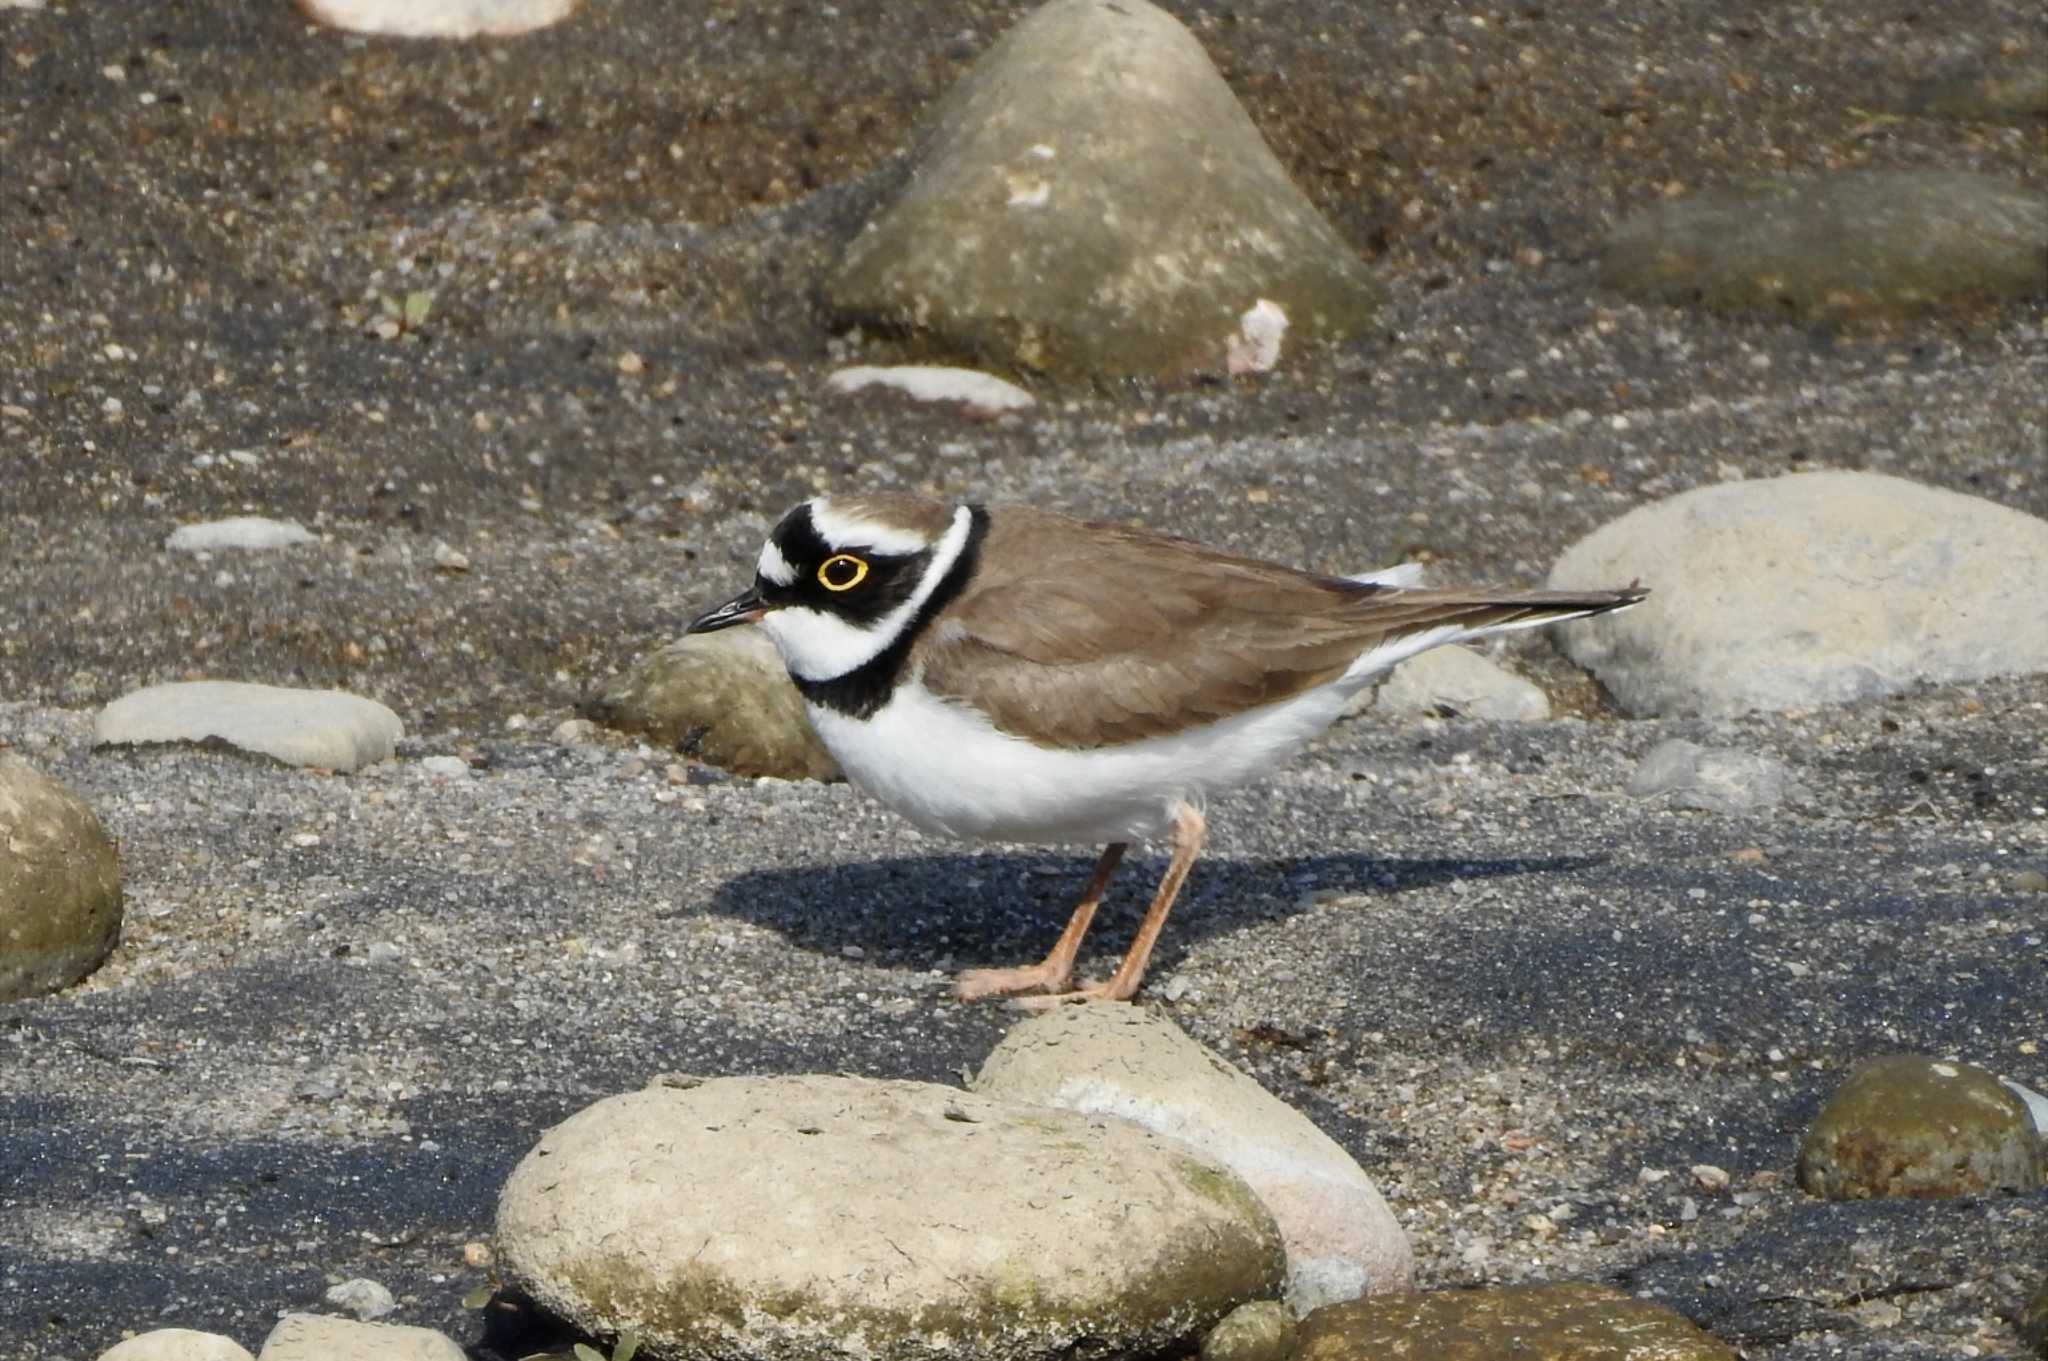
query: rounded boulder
[
  {"left": 496, "top": 1074, "right": 1284, "bottom": 1359},
  {"left": 0, "top": 756, "right": 123, "bottom": 1002}
]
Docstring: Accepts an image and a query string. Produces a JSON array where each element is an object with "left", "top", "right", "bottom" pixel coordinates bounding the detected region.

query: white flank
[
  {"left": 757, "top": 539, "right": 797, "bottom": 588},
  {"left": 809, "top": 678, "right": 1362, "bottom": 848},
  {"left": 808, "top": 594, "right": 1628, "bottom": 847},
  {"left": 825, "top": 366, "right": 1034, "bottom": 414},
  {"left": 1347, "top": 562, "right": 1425, "bottom": 589},
  {"left": 760, "top": 506, "right": 974, "bottom": 682}
]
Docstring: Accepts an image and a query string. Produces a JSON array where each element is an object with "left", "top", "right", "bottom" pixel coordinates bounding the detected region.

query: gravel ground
[{"left": 1, "top": 0, "right": 2044, "bottom": 1355}]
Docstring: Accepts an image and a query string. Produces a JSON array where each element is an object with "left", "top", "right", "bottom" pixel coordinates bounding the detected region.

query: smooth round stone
[
  {"left": 163, "top": 516, "right": 315, "bottom": 553},
  {"left": 496, "top": 1075, "right": 1284, "bottom": 1360},
  {"left": 1627, "top": 739, "right": 1812, "bottom": 814},
  {"left": 1908, "top": 67, "right": 2048, "bottom": 125},
  {"left": 294, "top": 0, "right": 578, "bottom": 38},
  {"left": 973, "top": 1003, "right": 1413, "bottom": 1311},
  {"left": 95, "top": 681, "right": 403, "bottom": 772},
  {"left": 1295, "top": 1282, "right": 1738, "bottom": 1360},
  {"left": 1370, "top": 645, "right": 1550, "bottom": 722},
  {"left": 1201, "top": 1300, "right": 1298, "bottom": 1361},
  {"left": 588, "top": 628, "right": 839, "bottom": 781},
  {"left": 1797, "top": 1055, "right": 2043, "bottom": 1199},
  {"left": 258, "top": 1314, "right": 465, "bottom": 1361},
  {"left": 96, "top": 1329, "right": 254, "bottom": 1361},
  {"left": 825, "top": 365, "right": 1035, "bottom": 414},
  {"left": 2021, "top": 1273, "right": 2048, "bottom": 1359},
  {"left": 0, "top": 755, "right": 123, "bottom": 1003},
  {"left": 1550, "top": 471, "right": 2048, "bottom": 717},
  {"left": 827, "top": 0, "right": 1375, "bottom": 379},
  {"left": 1600, "top": 169, "right": 2046, "bottom": 318}
]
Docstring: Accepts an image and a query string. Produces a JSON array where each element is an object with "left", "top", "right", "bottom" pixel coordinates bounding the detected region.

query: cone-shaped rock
[{"left": 829, "top": 0, "right": 1377, "bottom": 379}]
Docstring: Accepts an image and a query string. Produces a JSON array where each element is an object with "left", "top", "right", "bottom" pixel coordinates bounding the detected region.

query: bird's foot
[
  {"left": 1000, "top": 978, "right": 1139, "bottom": 1012},
  {"left": 951, "top": 961, "right": 1074, "bottom": 1001}
]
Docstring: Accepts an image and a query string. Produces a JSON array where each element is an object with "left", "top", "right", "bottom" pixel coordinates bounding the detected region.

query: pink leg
[
  {"left": 953, "top": 843, "right": 1127, "bottom": 1000},
  {"left": 1017, "top": 801, "right": 1206, "bottom": 1008}
]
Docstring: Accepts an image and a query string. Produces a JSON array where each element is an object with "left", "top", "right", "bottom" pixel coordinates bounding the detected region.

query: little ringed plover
[{"left": 690, "top": 496, "right": 1646, "bottom": 1004}]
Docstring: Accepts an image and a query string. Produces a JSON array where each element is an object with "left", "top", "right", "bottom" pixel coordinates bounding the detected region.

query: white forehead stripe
[
  {"left": 757, "top": 540, "right": 797, "bottom": 587},
  {"left": 760, "top": 505, "right": 975, "bottom": 684},
  {"left": 807, "top": 498, "right": 938, "bottom": 556}
]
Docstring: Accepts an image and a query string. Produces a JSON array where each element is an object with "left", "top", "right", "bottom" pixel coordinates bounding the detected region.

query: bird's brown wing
[{"left": 916, "top": 507, "right": 1640, "bottom": 749}]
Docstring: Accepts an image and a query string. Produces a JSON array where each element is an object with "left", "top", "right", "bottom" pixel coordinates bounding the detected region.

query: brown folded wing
[{"left": 916, "top": 506, "right": 1641, "bottom": 749}]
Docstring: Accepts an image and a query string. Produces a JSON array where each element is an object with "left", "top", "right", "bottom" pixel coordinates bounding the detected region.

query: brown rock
[
  {"left": 1296, "top": 1281, "right": 1737, "bottom": 1360},
  {"left": 0, "top": 755, "right": 123, "bottom": 1003},
  {"left": 587, "top": 628, "right": 839, "bottom": 781},
  {"left": 1797, "top": 1054, "right": 2043, "bottom": 1199},
  {"left": 828, "top": 0, "right": 1377, "bottom": 379}
]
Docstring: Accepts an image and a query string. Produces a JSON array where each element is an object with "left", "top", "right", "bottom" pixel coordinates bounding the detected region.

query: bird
[{"left": 688, "top": 495, "right": 1646, "bottom": 1005}]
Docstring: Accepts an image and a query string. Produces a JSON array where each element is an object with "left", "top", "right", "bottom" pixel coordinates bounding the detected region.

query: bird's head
[{"left": 687, "top": 496, "right": 979, "bottom": 683}]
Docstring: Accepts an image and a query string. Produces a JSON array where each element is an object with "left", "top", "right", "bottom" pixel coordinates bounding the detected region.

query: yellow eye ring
[{"left": 817, "top": 553, "right": 868, "bottom": 592}]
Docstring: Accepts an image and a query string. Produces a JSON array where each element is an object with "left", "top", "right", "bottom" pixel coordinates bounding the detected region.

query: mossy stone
[
  {"left": 1600, "top": 169, "right": 2046, "bottom": 319},
  {"left": 0, "top": 756, "right": 123, "bottom": 1002},
  {"left": 1797, "top": 1054, "right": 2043, "bottom": 1200},
  {"left": 1201, "top": 1300, "right": 1297, "bottom": 1361},
  {"left": 587, "top": 628, "right": 839, "bottom": 781},
  {"left": 1295, "top": 1281, "right": 1736, "bottom": 1360}
]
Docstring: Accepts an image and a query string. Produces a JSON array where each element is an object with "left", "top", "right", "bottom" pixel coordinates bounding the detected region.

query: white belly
[{"left": 805, "top": 679, "right": 1359, "bottom": 846}]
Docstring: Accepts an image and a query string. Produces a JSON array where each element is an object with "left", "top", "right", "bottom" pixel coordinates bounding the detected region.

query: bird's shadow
[{"left": 705, "top": 848, "right": 1604, "bottom": 975}]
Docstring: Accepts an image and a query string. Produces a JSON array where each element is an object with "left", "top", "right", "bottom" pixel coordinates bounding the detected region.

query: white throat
[{"left": 758, "top": 504, "right": 975, "bottom": 682}]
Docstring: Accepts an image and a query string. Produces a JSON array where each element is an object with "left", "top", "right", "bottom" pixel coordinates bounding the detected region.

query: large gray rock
[
  {"left": 972, "top": 1004, "right": 1413, "bottom": 1313},
  {"left": 95, "top": 681, "right": 403, "bottom": 772},
  {"left": 496, "top": 1074, "right": 1283, "bottom": 1360},
  {"left": 588, "top": 628, "right": 839, "bottom": 781},
  {"left": 1549, "top": 471, "right": 2048, "bottom": 716},
  {"left": 1600, "top": 169, "right": 2046, "bottom": 319},
  {"left": 828, "top": 0, "right": 1377, "bottom": 379},
  {"left": 0, "top": 755, "right": 123, "bottom": 1002}
]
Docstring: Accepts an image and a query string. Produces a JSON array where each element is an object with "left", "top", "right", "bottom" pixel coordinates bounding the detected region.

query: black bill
[{"left": 686, "top": 584, "right": 769, "bottom": 633}]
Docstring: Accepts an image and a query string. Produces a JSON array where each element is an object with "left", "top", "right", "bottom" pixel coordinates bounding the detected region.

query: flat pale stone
[
  {"left": 97, "top": 1328, "right": 254, "bottom": 1361},
  {"left": 0, "top": 755, "right": 123, "bottom": 1003},
  {"left": 826, "top": 365, "right": 1035, "bottom": 413},
  {"left": 1370, "top": 645, "right": 1550, "bottom": 722},
  {"left": 589, "top": 628, "right": 838, "bottom": 781},
  {"left": 163, "top": 517, "right": 316, "bottom": 552},
  {"left": 1296, "top": 1282, "right": 1737, "bottom": 1360},
  {"left": 1627, "top": 739, "right": 1812, "bottom": 813},
  {"left": 973, "top": 1004, "right": 1413, "bottom": 1312},
  {"left": 257, "top": 1314, "right": 464, "bottom": 1361},
  {"left": 95, "top": 681, "right": 403, "bottom": 772},
  {"left": 1550, "top": 471, "right": 2048, "bottom": 716},
  {"left": 294, "top": 0, "right": 578, "bottom": 38},
  {"left": 496, "top": 1074, "right": 1284, "bottom": 1359},
  {"left": 828, "top": 0, "right": 1375, "bottom": 378}
]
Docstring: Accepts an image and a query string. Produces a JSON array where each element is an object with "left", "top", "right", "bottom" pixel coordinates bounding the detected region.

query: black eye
[{"left": 817, "top": 554, "right": 868, "bottom": 592}]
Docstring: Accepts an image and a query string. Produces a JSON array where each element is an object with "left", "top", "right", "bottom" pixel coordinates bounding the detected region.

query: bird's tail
[{"left": 1338, "top": 582, "right": 1647, "bottom": 683}]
